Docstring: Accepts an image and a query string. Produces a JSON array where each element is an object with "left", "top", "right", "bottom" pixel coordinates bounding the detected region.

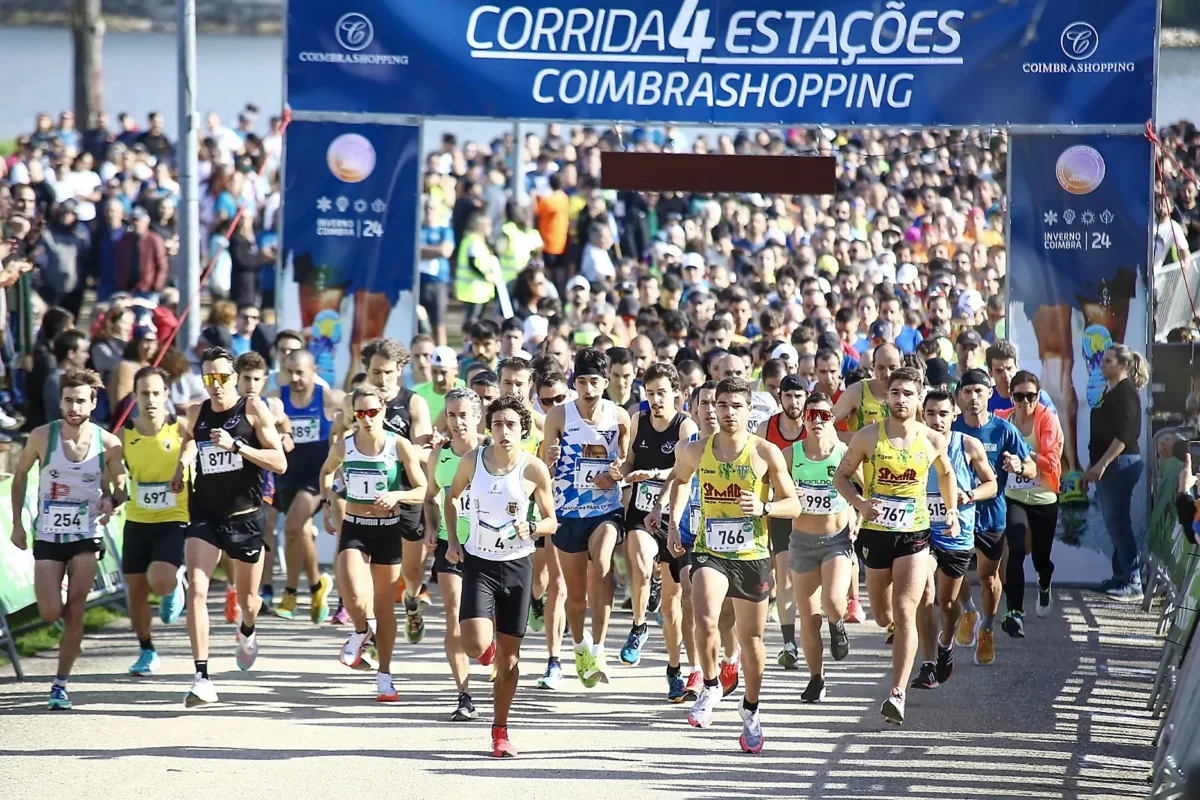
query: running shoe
[
  {"left": 311, "top": 574, "right": 332, "bottom": 624},
  {"left": 128, "top": 649, "right": 160, "bottom": 677},
  {"left": 829, "top": 619, "right": 850, "bottom": 661},
  {"left": 48, "top": 684, "right": 72, "bottom": 710},
  {"left": 620, "top": 627, "right": 649, "bottom": 666},
  {"left": 478, "top": 639, "right": 497, "bottom": 667},
  {"left": 1001, "top": 610, "right": 1025, "bottom": 638},
  {"left": 1106, "top": 582, "right": 1145, "bottom": 603},
  {"left": 910, "top": 661, "right": 938, "bottom": 690},
  {"left": 682, "top": 670, "right": 703, "bottom": 701},
  {"left": 489, "top": 663, "right": 498, "bottom": 683},
  {"left": 587, "top": 650, "right": 611, "bottom": 685},
  {"left": 956, "top": 609, "right": 978, "bottom": 647},
  {"left": 528, "top": 597, "right": 545, "bottom": 633},
  {"left": 800, "top": 675, "right": 826, "bottom": 703},
  {"left": 575, "top": 645, "right": 598, "bottom": 688},
  {"left": 881, "top": 689, "right": 905, "bottom": 725},
  {"left": 777, "top": 641, "right": 799, "bottom": 670},
  {"left": 1036, "top": 583, "right": 1054, "bottom": 618},
  {"left": 975, "top": 628, "right": 996, "bottom": 666},
  {"left": 766, "top": 599, "right": 779, "bottom": 624},
  {"left": 1096, "top": 576, "right": 1120, "bottom": 593},
  {"left": 418, "top": 583, "right": 433, "bottom": 606},
  {"left": 719, "top": 654, "right": 740, "bottom": 698},
  {"left": 236, "top": 631, "right": 259, "bottom": 671},
  {"left": 667, "top": 671, "right": 685, "bottom": 703},
  {"left": 537, "top": 661, "right": 563, "bottom": 690},
  {"left": 275, "top": 591, "right": 298, "bottom": 620},
  {"left": 376, "top": 672, "right": 399, "bottom": 703},
  {"left": 739, "top": 704, "right": 764, "bottom": 753},
  {"left": 452, "top": 692, "right": 478, "bottom": 721},
  {"left": 492, "top": 726, "right": 518, "bottom": 758},
  {"left": 224, "top": 585, "right": 238, "bottom": 623},
  {"left": 688, "top": 685, "right": 719, "bottom": 728},
  {"left": 647, "top": 575, "right": 662, "bottom": 615},
  {"left": 885, "top": 622, "right": 895, "bottom": 645},
  {"left": 340, "top": 629, "right": 371, "bottom": 668},
  {"left": 160, "top": 566, "right": 186, "bottom": 624},
  {"left": 844, "top": 597, "right": 866, "bottom": 624},
  {"left": 405, "top": 605, "right": 426, "bottom": 645},
  {"left": 259, "top": 587, "right": 274, "bottom": 614},
  {"left": 935, "top": 642, "right": 954, "bottom": 684},
  {"left": 184, "top": 673, "right": 218, "bottom": 708},
  {"left": 331, "top": 604, "right": 351, "bottom": 626},
  {"left": 396, "top": 578, "right": 407, "bottom": 604}
]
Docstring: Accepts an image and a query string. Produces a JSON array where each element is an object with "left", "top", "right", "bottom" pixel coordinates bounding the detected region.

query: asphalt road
[{"left": 0, "top": 585, "right": 1161, "bottom": 800}]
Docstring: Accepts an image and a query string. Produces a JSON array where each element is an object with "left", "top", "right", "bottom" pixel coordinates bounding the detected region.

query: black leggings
[{"left": 1004, "top": 498, "right": 1059, "bottom": 613}]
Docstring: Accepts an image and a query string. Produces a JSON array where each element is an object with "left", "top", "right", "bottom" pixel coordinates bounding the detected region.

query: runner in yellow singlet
[
  {"left": 832, "top": 342, "right": 901, "bottom": 440},
  {"left": 834, "top": 366, "right": 958, "bottom": 727},
  {"left": 666, "top": 377, "right": 800, "bottom": 753}
]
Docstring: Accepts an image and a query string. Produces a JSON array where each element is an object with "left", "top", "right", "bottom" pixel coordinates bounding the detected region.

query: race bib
[
  {"left": 1009, "top": 471, "right": 1039, "bottom": 491},
  {"left": 706, "top": 517, "right": 754, "bottom": 553},
  {"left": 346, "top": 468, "right": 388, "bottom": 502},
  {"left": 634, "top": 480, "right": 663, "bottom": 513},
  {"left": 136, "top": 482, "right": 176, "bottom": 511},
  {"left": 199, "top": 442, "right": 243, "bottom": 474},
  {"left": 926, "top": 492, "right": 948, "bottom": 525},
  {"left": 574, "top": 458, "right": 610, "bottom": 490},
  {"left": 41, "top": 501, "right": 90, "bottom": 537},
  {"left": 872, "top": 494, "right": 916, "bottom": 531},
  {"left": 688, "top": 506, "right": 700, "bottom": 537},
  {"left": 291, "top": 416, "right": 320, "bottom": 444},
  {"left": 798, "top": 482, "right": 841, "bottom": 515},
  {"left": 473, "top": 519, "right": 518, "bottom": 556},
  {"left": 457, "top": 489, "right": 471, "bottom": 517}
]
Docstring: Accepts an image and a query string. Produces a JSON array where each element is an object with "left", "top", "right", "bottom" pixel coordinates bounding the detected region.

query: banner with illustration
[
  {"left": 279, "top": 121, "right": 420, "bottom": 387},
  {"left": 1008, "top": 133, "right": 1152, "bottom": 584}
]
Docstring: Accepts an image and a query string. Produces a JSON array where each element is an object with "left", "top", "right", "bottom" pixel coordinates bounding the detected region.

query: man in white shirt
[{"left": 205, "top": 112, "right": 245, "bottom": 165}]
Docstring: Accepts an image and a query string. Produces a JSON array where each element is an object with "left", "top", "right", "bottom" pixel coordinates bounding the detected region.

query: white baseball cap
[
  {"left": 896, "top": 262, "right": 919, "bottom": 285},
  {"left": 566, "top": 276, "right": 590, "bottom": 292},
  {"left": 430, "top": 346, "right": 458, "bottom": 369},
  {"left": 771, "top": 343, "right": 799, "bottom": 364},
  {"left": 682, "top": 251, "right": 705, "bottom": 270},
  {"left": 523, "top": 314, "right": 549, "bottom": 342}
]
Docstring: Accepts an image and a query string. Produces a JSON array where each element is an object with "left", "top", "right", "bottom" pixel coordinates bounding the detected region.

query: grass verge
[{"left": 0, "top": 605, "right": 126, "bottom": 667}]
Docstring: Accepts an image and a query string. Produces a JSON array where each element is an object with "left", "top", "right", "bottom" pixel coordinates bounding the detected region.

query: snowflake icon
[
  {"left": 1081, "top": 210, "right": 1095, "bottom": 225},
  {"left": 1099, "top": 209, "right": 1114, "bottom": 225},
  {"left": 371, "top": 198, "right": 387, "bottom": 213},
  {"left": 335, "top": 196, "right": 350, "bottom": 212},
  {"left": 354, "top": 199, "right": 368, "bottom": 213},
  {"left": 316, "top": 197, "right": 332, "bottom": 212},
  {"left": 1043, "top": 210, "right": 1058, "bottom": 226},
  {"left": 1063, "top": 209, "right": 1076, "bottom": 225}
]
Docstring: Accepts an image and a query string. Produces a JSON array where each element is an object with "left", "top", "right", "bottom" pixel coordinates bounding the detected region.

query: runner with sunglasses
[
  {"left": 531, "top": 368, "right": 572, "bottom": 689},
  {"left": 911, "top": 388, "right": 996, "bottom": 690},
  {"left": 996, "top": 371, "right": 1064, "bottom": 637},
  {"left": 175, "top": 347, "right": 287, "bottom": 708},
  {"left": 320, "top": 384, "right": 428, "bottom": 703},
  {"left": 756, "top": 374, "right": 807, "bottom": 670},
  {"left": 783, "top": 393, "right": 856, "bottom": 702}
]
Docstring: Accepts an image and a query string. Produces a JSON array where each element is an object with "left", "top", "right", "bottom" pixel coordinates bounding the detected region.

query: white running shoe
[
  {"left": 340, "top": 629, "right": 370, "bottom": 668},
  {"left": 688, "top": 685, "right": 719, "bottom": 728},
  {"left": 236, "top": 631, "right": 259, "bottom": 671},
  {"left": 184, "top": 673, "right": 219, "bottom": 708},
  {"left": 739, "top": 703, "right": 764, "bottom": 753}
]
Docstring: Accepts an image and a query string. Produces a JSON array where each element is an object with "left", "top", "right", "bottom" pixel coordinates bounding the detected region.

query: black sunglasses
[{"left": 1012, "top": 392, "right": 1038, "bottom": 404}]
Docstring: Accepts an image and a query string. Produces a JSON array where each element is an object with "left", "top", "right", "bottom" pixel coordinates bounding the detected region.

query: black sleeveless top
[
  {"left": 379, "top": 386, "right": 421, "bottom": 531},
  {"left": 631, "top": 411, "right": 686, "bottom": 472},
  {"left": 192, "top": 397, "right": 264, "bottom": 519}
]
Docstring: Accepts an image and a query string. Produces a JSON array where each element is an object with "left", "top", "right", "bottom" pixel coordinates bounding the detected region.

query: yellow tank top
[
  {"left": 849, "top": 380, "right": 889, "bottom": 432},
  {"left": 122, "top": 419, "right": 189, "bottom": 524},
  {"left": 521, "top": 414, "right": 543, "bottom": 457},
  {"left": 695, "top": 436, "right": 769, "bottom": 560},
  {"left": 862, "top": 422, "right": 932, "bottom": 533}
]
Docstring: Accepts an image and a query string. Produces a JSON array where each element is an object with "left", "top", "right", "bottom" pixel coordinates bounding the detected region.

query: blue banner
[
  {"left": 287, "top": 0, "right": 1156, "bottom": 126},
  {"left": 1007, "top": 133, "right": 1152, "bottom": 584},
  {"left": 280, "top": 121, "right": 419, "bottom": 385}
]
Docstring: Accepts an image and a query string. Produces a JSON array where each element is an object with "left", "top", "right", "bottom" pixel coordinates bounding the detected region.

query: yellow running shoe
[
  {"left": 275, "top": 591, "right": 298, "bottom": 620},
  {"left": 975, "top": 629, "right": 996, "bottom": 666},
  {"left": 311, "top": 574, "right": 332, "bottom": 624},
  {"left": 956, "top": 610, "right": 978, "bottom": 648},
  {"left": 885, "top": 623, "right": 895, "bottom": 645}
]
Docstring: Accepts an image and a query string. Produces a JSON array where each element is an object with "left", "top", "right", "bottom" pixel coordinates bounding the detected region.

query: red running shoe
[
  {"left": 491, "top": 726, "right": 518, "bottom": 758},
  {"left": 478, "top": 640, "right": 497, "bottom": 667},
  {"left": 719, "top": 653, "right": 741, "bottom": 698}
]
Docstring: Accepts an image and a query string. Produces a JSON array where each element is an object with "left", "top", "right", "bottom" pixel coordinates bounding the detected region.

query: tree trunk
[{"left": 72, "top": 0, "right": 105, "bottom": 130}]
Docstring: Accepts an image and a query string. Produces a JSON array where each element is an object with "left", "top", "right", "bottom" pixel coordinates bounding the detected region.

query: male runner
[
  {"left": 320, "top": 384, "right": 427, "bottom": 703},
  {"left": 783, "top": 392, "right": 856, "bottom": 703},
  {"left": 424, "top": 388, "right": 484, "bottom": 720},
  {"left": 174, "top": 347, "right": 287, "bottom": 708},
  {"left": 270, "top": 349, "right": 343, "bottom": 623},
  {"left": 834, "top": 367, "right": 959, "bottom": 724},
  {"left": 911, "top": 388, "right": 996, "bottom": 690},
  {"left": 121, "top": 366, "right": 189, "bottom": 677},
  {"left": 832, "top": 342, "right": 901, "bottom": 440},
  {"left": 543, "top": 347, "right": 630, "bottom": 687},
  {"left": 951, "top": 369, "right": 1036, "bottom": 665},
  {"left": 444, "top": 395, "right": 558, "bottom": 758},
  {"left": 531, "top": 368, "right": 572, "bottom": 689},
  {"left": 755, "top": 374, "right": 806, "bottom": 668},
  {"left": 11, "top": 368, "right": 123, "bottom": 709},
  {"left": 667, "top": 377, "right": 801, "bottom": 753},
  {"left": 619, "top": 363, "right": 696, "bottom": 702},
  {"left": 416, "top": 345, "right": 465, "bottom": 423}
]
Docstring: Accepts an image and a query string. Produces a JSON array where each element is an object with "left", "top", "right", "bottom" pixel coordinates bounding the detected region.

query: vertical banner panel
[
  {"left": 279, "top": 121, "right": 420, "bottom": 387},
  {"left": 1008, "top": 133, "right": 1152, "bottom": 584}
]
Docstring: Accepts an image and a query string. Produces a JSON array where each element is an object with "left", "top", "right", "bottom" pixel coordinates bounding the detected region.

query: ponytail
[{"left": 1109, "top": 344, "right": 1149, "bottom": 390}]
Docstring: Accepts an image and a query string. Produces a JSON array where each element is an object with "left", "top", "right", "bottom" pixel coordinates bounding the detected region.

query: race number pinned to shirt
[
  {"left": 926, "top": 492, "right": 948, "bottom": 525},
  {"left": 41, "top": 501, "right": 90, "bottom": 538},
  {"left": 634, "top": 480, "right": 664, "bottom": 513},
  {"left": 1009, "top": 471, "right": 1040, "bottom": 491},
  {"left": 871, "top": 494, "right": 916, "bottom": 531},
  {"left": 474, "top": 519, "right": 518, "bottom": 556},
  {"left": 346, "top": 468, "right": 387, "bottom": 502},
  {"left": 574, "top": 458, "right": 610, "bottom": 490},
  {"left": 199, "top": 441, "right": 243, "bottom": 474},
  {"left": 291, "top": 417, "right": 320, "bottom": 444},
  {"left": 136, "top": 482, "right": 176, "bottom": 510},
  {"left": 798, "top": 482, "right": 840, "bottom": 515},
  {"left": 706, "top": 517, "right": 753, "bottom": 553}
]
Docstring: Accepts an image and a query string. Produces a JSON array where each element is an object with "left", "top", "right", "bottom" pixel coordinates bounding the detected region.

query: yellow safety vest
[
  {"left": 455, "top": 232, "right": 497, "bottom": 305},
  {"left": 498, "top": 221, "right": 540, "bottom": 283}
]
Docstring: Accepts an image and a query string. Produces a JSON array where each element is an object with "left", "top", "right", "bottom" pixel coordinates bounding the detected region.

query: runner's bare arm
[
  {"left": 541, "top": 405, "right": 564, "bottom": 468},
  {"left": 317, "top": 439, "right": 345, "bottom": 505},
  {"left": 618, "top": 413, "right": 641, "bottom": 480},
  {"left": 267, "top": 396, "right": 294, "bottom": 453},
  {"left": 665, "top": 439, "right": 702, "bottom": 528},
  {"left": 171, "top": 404, "right": 202, "bottom": 491},
  {"left": 423, "top": 443, "right": 444, "bottom": 547},
  {"left": 834, "top": 427, "right": 875, "bottom": 518},
  {"left": 408, "top": 393, "right": 434, "bottom": 455},
  {"left": 755, "top": 438, "right": 801, "bottom": 518},
  {"left": 526, "top": 458, "right": 558, "bottom": 537},
  {"left": 9, "top": 427, "right": 48, "bottom": 549},
  {"left": 382, "top": 436, "right": 429, "bottom": 507},
  {"left": 963, "top": 435, "right": 998, "bottom": 503},
  {"left": 443, "top": 451, "right": 478, "bottom": 561},
  {"left": 832, "top": 382, "right": 861, "bottom": 443},
  {"left": 101, "top": 428, "right": 126, "bottom": 505},
  {"left": 612, "top": 406, "right": 632, "bottom": 474},
  {"left": 239, "top": 395, "right": 288, "bottom": 474},
  {"left": 928, "top": 432, "right": 960, "bottom": 536}
]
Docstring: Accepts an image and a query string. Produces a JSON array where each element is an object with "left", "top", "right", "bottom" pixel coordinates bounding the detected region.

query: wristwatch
[
  {"left": 233, "top": 439, "right": 244, "bottom": 454},
  {"left": 763, "top": 501, "right": 773, "bottom": 516}
]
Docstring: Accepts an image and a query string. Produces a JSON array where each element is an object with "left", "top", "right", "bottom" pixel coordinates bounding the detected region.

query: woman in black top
[{"left": 1080, "top": 344, "right": 1150, "bottom": 601}]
